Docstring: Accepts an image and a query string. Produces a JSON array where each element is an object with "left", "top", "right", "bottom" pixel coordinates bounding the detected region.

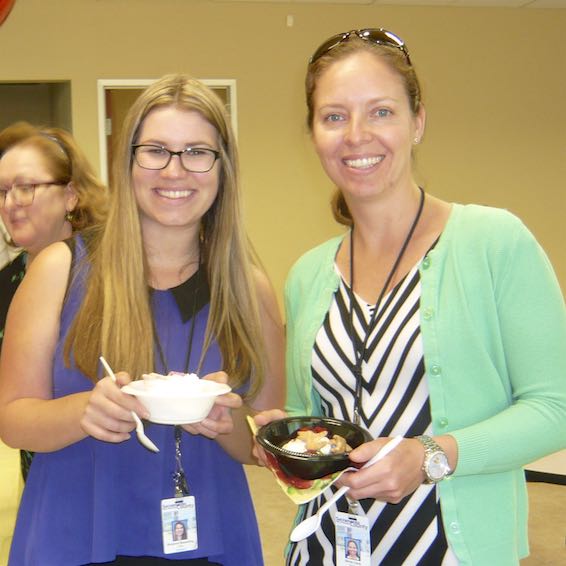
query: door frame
[{"left": 97, "top": 78, "right": 238, "bottom": 185}]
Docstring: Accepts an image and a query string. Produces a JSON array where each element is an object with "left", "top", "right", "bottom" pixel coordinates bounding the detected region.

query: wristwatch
[{"left": 415, "top": 435, "right": 452, "bottom": 484}]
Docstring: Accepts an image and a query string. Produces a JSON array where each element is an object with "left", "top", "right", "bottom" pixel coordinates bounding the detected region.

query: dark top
[
  {"left": 0, "top": 251, "right": 26, "bottom": 348},
  {"left": 0, "top": 251, "right": 33, "bottom": 480}
]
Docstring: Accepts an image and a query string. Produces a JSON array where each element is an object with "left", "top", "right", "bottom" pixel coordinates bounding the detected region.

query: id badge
[
  {"left": 335, "top": 511, "right": 371, "bottom": 566},
  {"left": 161, "top": 496, "right": 198, "bottom": 554}
]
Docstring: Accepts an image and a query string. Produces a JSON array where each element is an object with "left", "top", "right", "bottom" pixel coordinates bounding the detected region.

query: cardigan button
[
  {"left": 449, "top": 521, "right": 461, "bottom": 534},
  {"left": 430, "top": 365, "right": 442, "bottom": 376},
  {"left": 422, "top": 256, "right": 431, "bottom": 269},
  {"left": 423, "top": 307, "right": 434, "bottom": 320},
  {"left": 438, "top": 418, "right": 448, "bottom": 428}
]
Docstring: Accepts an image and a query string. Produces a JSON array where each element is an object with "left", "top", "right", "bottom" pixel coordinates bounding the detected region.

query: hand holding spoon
[
  {"left": 289, "top": 435, "right": 403, "bottom": 542},
  {"left": 99, "top": 356, "right": 159, "bottom": 453}
]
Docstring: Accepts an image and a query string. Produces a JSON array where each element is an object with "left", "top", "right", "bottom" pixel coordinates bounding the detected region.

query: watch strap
[{"left": 415, "top": 434, "right": 452, "bottom": 484}]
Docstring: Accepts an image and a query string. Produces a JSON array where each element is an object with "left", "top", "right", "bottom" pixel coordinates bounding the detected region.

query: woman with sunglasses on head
[
  {"left": 256, "top": 28, "right": 566, "bottom": 565},
  {"left": 0, "top": 75, "right": 285, "bottom": 565},
  {"left": 0, "top": 121, "right": 108, "bottom": 480}
]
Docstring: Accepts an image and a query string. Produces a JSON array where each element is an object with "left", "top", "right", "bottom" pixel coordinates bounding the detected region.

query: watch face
[{"left": 428, "top": 452, "right": 449, "bottom": 481}]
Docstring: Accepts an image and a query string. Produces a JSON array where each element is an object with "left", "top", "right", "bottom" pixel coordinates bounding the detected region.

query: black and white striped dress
[{"left": 285, "top": 262, "right": 458, "bottom": 566}]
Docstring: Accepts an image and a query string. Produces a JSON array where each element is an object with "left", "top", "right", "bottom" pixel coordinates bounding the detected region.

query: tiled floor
[
  {"left": 245, "top": 465, "right": 297, "bottom": 566},
  {"left": 245, "top": 466, "right": 566, "bottom": 566},
  {"left": 522, "top": 481, "right": 566, "bottom": 565}
]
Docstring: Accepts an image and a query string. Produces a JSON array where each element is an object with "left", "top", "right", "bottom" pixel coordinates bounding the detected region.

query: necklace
[{"left": 348, "top": 187, "right": 425, "bottom": 425}]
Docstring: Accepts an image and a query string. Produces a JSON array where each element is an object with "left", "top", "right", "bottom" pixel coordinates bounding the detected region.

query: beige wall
[{"left": 0, "top": 0, "right": 564, "bottom": 304}]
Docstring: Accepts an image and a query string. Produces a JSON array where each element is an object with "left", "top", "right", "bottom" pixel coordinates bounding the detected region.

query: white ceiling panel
[
  {"left": 216, "top": 0, "right": 373, "bottom": 3},
  {"left": 373, "top": 0, "right": 460, "bottom": 5},
  {"left": 215, "top": 0, "right": 566, "bottom": 7},
  {"left": 526, "top": 0, "right": 566, "bottom": 6},
  {"left": 375, "top": 0, "right": 523, "bottom": 4}
]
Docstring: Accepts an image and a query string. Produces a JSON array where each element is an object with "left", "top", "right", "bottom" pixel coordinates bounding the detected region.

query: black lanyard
[
  {"left": 153, "top": 262, "right": 201, "bottom": 498},
  {"left": 348, "top": 188, "right": 425, "bottom": 425},
  {"left": 153, "top": 267, "right": 200, "bottom": 376}
]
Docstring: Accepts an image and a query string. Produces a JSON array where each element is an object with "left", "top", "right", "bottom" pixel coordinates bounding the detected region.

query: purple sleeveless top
[{"left": 9, "top": 237, "right": 263, "bottom": 565}]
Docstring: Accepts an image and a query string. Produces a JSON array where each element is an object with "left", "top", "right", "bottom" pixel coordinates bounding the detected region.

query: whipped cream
[
  {"left": 282, "top": 438, "right": 333, "bottom": 455},
  {"left": 141, "top": 371, "right": 200, "bottom": 392}
]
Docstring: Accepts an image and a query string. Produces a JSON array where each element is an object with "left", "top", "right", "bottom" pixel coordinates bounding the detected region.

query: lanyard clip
[
  {"left": 353, "top": 408, "right": 361, "bottom": 426},
  {"left": 174, "top": 470, "right": 190, "bottom": 498}
]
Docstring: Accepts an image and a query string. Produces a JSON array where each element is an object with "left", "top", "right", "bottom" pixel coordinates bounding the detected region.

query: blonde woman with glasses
[{"left": 0, "top": 75, "right": 284, "bottom": 566}]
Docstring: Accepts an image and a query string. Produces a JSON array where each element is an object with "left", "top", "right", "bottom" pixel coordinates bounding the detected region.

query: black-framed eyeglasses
[
  {"left": 309, "top": 28, "right": 411, "bottom": 66},
  {"left": 132, "top": 144, "right": 221, "bottom": 173},
  {"left": 0, "top": 181, "right": 67, "bottom": 208}
]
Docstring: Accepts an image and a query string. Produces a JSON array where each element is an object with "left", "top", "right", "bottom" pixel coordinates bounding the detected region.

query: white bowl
[{"left": 122, "top": 375, "right": 231, "bottom": 425}]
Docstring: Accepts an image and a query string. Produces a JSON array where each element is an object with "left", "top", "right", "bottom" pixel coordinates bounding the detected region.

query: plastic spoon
[
  {"left": 99, "top": 356, "right": 159, "bottom": 453},
  {"left": 289, "top": 435, "right": 403, "bottom": 542}
]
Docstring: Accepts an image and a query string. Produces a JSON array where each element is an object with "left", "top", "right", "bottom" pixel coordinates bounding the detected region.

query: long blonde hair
[{"left": 66, "top": 74, "right": 265, "bottom": 399}]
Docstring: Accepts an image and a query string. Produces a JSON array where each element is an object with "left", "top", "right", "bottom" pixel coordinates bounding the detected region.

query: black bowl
[{"left": 256, "top": 416, "right": 372, "bottom": 481}]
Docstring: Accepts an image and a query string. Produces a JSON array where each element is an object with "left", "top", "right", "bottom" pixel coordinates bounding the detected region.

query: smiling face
[
  {"left": 347, "top": 539, "right": 359, "bottom": 557},
  {"left": 174, "top": 521, "right": 185, "bottom": 540},
  {"left": 0, "top": 144, "right": 76, "bottom": 257},
  {"left": 132, "top": 105, "right": 220, "bottom": 240},
  {"left": 311, "top": 50, "right": 424, "bottom": 205}
]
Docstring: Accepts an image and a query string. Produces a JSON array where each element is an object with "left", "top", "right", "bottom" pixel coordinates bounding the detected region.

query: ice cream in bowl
[
  {"left": 256, "top": 416, "right": 372, "bottom": 482},
  {"left": 122, "top": 372, "right": 231, "bottom": 425}
]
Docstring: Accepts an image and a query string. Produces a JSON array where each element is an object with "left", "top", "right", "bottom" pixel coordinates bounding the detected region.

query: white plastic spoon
[
  {"left": 99, "top": 356, "right": 159, "bottom": 453},
  {"left": 289, "top": 435, "right": 403, "bottom": 542}
]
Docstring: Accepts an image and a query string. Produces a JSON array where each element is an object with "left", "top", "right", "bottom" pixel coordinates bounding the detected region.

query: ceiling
[{"left": 217, "top": 0, "right": 566, "bottom": 8}]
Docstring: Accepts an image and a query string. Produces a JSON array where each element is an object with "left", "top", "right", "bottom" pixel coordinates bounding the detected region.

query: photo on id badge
[
  {"left": 161, "top": 495, "right": 198, "bottom": 554},
  {"left": 335, "top": 511, "right": 370, "bottom": 566}
]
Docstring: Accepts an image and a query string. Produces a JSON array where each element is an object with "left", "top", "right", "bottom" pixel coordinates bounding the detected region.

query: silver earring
[
  {"left": 414, "top": 137, "right": 420, "bottom": 144},
  {"left": 65, "top": 211, "right": 74, "bottom": 222}
]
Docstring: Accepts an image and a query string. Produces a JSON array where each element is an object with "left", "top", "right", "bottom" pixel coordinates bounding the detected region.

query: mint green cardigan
[{"left": 284, "top": 204, "right": 566, "bottom": 565}]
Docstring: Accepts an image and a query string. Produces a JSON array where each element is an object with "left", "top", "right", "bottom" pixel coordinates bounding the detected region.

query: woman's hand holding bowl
[
  {"left": 181, "top": 371, "right": 241, "bottom": 439},
  {"left": 252, "top": 409, "right": 288, "bottom": 466}
]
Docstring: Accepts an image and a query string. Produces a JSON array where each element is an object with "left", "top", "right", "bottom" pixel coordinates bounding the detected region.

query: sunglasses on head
[{"left": 309, "top": 28, "right": 412, "bottom": 66}]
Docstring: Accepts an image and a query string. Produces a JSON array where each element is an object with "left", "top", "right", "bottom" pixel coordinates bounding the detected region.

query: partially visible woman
[
  {"left": 257, "top": 28, "right": 566, "bottom": 566},
  {"left": 0, "top": 75, "right": 284, "bottom": 565},
  {"left": 0, "top": 122, "right": 107, "bottom": 482},
  {"left": 0, "top": 121, "right": 108, "bottom": 350},
  {"left": 0, "top": 121, "right": 107, "bottom": 564}
]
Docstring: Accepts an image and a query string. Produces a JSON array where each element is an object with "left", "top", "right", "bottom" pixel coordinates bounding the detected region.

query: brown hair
[
  {"left": 0, "top": 121, "right": 108, "bottom": 233},
  {"left": 66, "top": 74, "right": 266, "bottom": 400},
  {"left": 305, "top": 35, "right": 423, "bottom": 226}
]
